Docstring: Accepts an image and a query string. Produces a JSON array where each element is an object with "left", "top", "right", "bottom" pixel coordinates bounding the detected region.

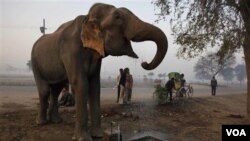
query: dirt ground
[{"left": 0, "top": 83, "right": 248, "bottom": 141}]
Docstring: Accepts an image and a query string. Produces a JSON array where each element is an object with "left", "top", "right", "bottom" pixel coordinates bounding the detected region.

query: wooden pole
[{"left": 40, "top": 18, "right": 46, "bottom": 34}]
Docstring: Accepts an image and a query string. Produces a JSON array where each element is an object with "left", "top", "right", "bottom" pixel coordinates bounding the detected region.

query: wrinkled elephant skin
[{"left": 31, "top": 3, "right": 168, "bottom": 141}]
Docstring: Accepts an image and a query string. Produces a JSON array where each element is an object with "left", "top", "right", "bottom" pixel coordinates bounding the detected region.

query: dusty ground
[{"left": 0, "top": 78, "right": 248, "bottom": 141}]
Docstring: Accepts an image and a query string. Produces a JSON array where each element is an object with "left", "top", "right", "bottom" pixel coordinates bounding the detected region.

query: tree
[
  {"left": 219, "top": 67, "right": 235, "bottom": 83},
  {"left": 153, "top": 0, "right": 250, "bottom": 119},
  {"left": 148, "top": 72, "right": 154, "bottom": 79},
  {"left": 27, "top": 60, "right": 32, "bottom": 71},
  {"left": 158, "top": 73, "right": 162, "bottom": 79},
  {"left": 162, "top": 73, "right": 167, "bottom": 82},
  {"left": 158, "top": 73, "right": 166, "bottom": 79},
  {"left": 235, "top": 64, "right": 247, "bottom": 83},
  {"left": 143, "top": 75, "right": 148, "bottom": 84},
  {"left": 194, "top": 52, "right": 235, "bottom": 80},
  {"left": 195, "top": 68, "right": 212, "bottom": 81}
]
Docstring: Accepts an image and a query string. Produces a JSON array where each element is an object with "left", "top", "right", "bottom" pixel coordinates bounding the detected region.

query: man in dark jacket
[
  {"left": 59, "top": 88, "right": 75, "bottom": 106},
  {"left": 165, "top": 78, "right": 175, "bottom": 101},
  {"left": 211, "top": 76, "right": 218, "bottom": 96},
  {"left": 118, "top": 68, "right": 126, "bottom": 104}
]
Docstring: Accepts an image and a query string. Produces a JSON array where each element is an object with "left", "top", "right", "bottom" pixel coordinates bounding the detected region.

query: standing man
[
  {"left": 124, "top": 68, "right": 133, "bottom": 104},
  {"left": 165, "top": 78, "right": 175, "bottom": 102},
  {"left": 180, "top": 73, "right": 186, "bottom": 87},
  {"left": 116, "top": 68, "right": 123, "bottom": 103},
  {"left": 119, "top": 68, "right": 126, "bottom": 104},
  {"left": 180, "top": 73, "right": 186, "bottom": 97},
  {"left": 211, "top": 76, "right": 218, "bottom": 96},
  {"left": 58, "top": 88, "right": 75, "bottom": 107}
]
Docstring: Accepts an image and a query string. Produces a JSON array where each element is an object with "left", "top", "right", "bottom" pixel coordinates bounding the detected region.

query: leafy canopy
[{"left": 153, "top": 0, "right": 245, "bottom": 60}]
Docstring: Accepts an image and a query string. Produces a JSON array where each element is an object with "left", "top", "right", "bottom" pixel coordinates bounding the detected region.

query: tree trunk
[
  {"left": 239, "top": 0, "right": 250, "bottom": 122},
  {"left": 244, "top": 34, "right": 250, "bottom": 121},
  {"left": 243, "top": 15, "right": 250, "bottom": 121}
]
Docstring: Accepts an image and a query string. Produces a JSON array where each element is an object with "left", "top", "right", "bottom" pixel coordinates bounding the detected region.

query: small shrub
[{"left": 153, "top": 85, "right": 168, "bottom": 105}]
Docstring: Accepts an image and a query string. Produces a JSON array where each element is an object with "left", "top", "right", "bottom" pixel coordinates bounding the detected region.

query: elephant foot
[
  {"left": 72, "top": 132, "right": 93, "bottom": 141},
  {"left": 48, "top": 114, "right": 63, "bottom": 123},
  {"left": 91, "top": 128, "right": 103, "bottom": 138},
  {"left": 36, "top": 116, "right": 48, "bottom": 125}
]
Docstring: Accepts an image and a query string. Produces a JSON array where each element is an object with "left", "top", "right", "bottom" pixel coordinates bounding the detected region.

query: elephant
[{"left": 31, "top": 3, "right": 168, "bottom": 141}]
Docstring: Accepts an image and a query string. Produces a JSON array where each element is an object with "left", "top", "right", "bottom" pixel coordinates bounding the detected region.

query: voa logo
[{"left": 226, "top": 129, "right": 246, "bottom": 136}]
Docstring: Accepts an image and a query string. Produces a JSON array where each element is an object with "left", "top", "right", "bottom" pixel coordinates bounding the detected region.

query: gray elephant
[{"left": 31, "top": 3, "right": 168, "bottom": 141}]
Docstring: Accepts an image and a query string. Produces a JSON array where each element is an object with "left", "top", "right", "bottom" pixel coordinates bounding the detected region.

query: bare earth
[{"left": 0, "top": 80, "right": 248, "bottom": 141}]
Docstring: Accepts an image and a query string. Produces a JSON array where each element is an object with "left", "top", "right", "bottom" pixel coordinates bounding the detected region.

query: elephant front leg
[
  {"left": 89, "top": 71, "right": 102, "bottom": 138},
  {"left": 72, "top": 80, "right": 93, "bottom": 141}
]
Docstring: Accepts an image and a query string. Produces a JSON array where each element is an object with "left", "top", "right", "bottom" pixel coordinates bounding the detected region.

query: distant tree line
[
  {"left": 194, "top": 52, "right": 246, "bottom": 83},
  {"left": 27, "top": 60, "right": 32, "bottom": 71}
]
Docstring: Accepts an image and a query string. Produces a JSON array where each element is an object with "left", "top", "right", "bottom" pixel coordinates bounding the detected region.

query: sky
[{"left": 0, "top": 0, "right": 242, "bottom": 81}]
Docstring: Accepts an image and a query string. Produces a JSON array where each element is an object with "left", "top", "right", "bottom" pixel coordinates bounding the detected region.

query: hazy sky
[{"left": 1, "top": 0, "right": 239, "bottom": 81}]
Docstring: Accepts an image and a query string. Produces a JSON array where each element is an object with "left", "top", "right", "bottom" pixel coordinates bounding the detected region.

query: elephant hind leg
[
  {"left": 35, "top": 79, "right": 50, "bottom": 125},
  {"left": 47, "top": 82, "right": 65, "bottom": 123}
]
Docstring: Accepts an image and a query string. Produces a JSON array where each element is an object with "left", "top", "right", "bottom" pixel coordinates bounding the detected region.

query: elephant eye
[{"left": 114, "top": 14, "right": 120, "bottom": 20}]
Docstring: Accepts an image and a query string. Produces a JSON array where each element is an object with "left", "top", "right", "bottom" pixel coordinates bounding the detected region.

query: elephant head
[{"left": 81, "top": 3, "right": 168, "bottom": 70}]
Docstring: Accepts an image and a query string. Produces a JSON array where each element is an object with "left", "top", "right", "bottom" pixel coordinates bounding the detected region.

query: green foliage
[
  {"left": 153, "top": 85, "right": 168, "bottom": 104},
  {"left": 152, "top": 0, "right": 245, "bottom": 60}
]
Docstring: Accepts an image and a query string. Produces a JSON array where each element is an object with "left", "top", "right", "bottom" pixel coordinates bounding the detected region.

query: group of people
[
  {"left": 165, "top": 73, "right": 218, "bottom": 102},
  {"left": 57, "top": 72, "right": 217, "bottom": 106},
  {"left": 57, "top": 67, "right": 134, "bottom": 107},
  {"left": 165, "top": 73, "right": 186, "bottom": 102},
  {"left": 116, "top": 68, "right": 133, "bottom": 104}
]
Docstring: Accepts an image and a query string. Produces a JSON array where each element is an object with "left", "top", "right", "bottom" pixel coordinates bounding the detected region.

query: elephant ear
[{"left": 81, "top": 16, "right": 105, "bottom": 57}]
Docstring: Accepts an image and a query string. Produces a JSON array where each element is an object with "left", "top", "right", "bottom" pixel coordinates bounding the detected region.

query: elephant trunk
[{"left": 126, "top": 18, "right": 168, "bottom": 70}]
